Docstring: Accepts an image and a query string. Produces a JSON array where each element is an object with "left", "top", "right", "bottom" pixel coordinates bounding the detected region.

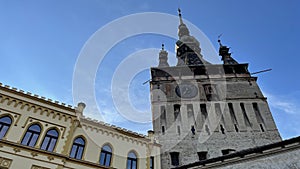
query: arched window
[
  {"left": 0, "top": 116, "right": 12, "bottom": 139},
  {"left": 21, "top": 124, "right": 41, "bottom": 147},
  {"left": 99, "top": 144, "right": 112, "bottom": 166},
  {"left": 70, "top": 137, "right": 85, "bottom": 159},
  {"left": 127, "top": 151, "right": 137, "bottom": 169},
  {"left": 41, "top": 129, "right": 59, "bottom": 152}
]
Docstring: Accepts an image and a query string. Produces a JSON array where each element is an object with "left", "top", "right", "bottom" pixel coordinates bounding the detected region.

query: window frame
[
  {"left": 40, "top": 128, "right": 59, "bottom": 152},
  {"left": 99, "top": 144, "right": 113, "bottom": 167},
  {"left": 21, "top": 123, "right": 42, "bottom": 147},
  {"left": 127, "top": 151, "right": 138, "bottom": 169},
  {"left": 0, "top": 115, "right": 12, "bottom": 139},
  {"left": 69, "top": 136, "right": 86, "bottom": 160}
]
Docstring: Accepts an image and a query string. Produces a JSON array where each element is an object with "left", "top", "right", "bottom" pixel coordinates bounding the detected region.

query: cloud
[{"left": 263, "top": 91, "right": 300, "bottom": 114}]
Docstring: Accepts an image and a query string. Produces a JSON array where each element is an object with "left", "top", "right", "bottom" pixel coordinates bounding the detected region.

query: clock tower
[{"left": 150, "top": 9, "right": 281, "bottom": 169}]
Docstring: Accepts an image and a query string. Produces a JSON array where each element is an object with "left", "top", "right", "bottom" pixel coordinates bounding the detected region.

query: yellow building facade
[{"left": 0, "top": 83, "right": 161, "bottom": 169}]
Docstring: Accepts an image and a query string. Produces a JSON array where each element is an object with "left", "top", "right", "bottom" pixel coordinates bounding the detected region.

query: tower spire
[
  {"left": 177, "top": 8, "right": 190, "bottom": 38},
  {"left": 178, "top": 8, "right": 183, "bottom": 25},
  {"left": 175, "top": 8, "right": 210, "bottom": 66}
]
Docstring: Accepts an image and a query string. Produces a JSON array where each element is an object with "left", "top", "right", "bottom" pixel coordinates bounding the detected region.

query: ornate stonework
[{"left": 0, "top": 157, "right": 12, "bottom": 169}]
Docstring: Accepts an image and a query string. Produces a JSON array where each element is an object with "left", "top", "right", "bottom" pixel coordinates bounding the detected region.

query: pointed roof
[
  {"left": 176, "top": 8, "right": 210, "bottom": 66},
  {"left": 178, "top": 8, "right": 190, "bottom": 38}
]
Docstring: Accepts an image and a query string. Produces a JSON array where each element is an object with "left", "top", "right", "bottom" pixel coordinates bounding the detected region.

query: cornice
[
  {"left": 0, "top": 82, "right": 75, "bottom": 112},
  {"left": 80, "top": 116, "right": 157, "bottom": 147},
  {"left": 0, "top": 83, "right": 77, "bottom": 120}
]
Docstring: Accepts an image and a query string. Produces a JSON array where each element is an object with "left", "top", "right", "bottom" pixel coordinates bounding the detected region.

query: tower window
[
  {"left": 240, "top": 103, "right": 251, "bottom": 127},
  {"left": 170, "top": 152, "right": 179, "bottom": 166},
  {"left": 162, "top": 126, "right": 165, "bottom": 134},
  {"left": 177, "top": 126, "right": 181, "bottom": 135},
  {"left": 21, "top": 124, "right": 41, "bottom": 147},
  {"left": 215, "top": 103, "right": 221, "bottom": 117},
  {"left": 253, "top": 103, "right": 265, "bottom": 132},
  {"left": 253, "top": 103, "right": 264, "bottom": 124},
  {"left": 200, "top": 104, "right": 207, "bottom": 120},
  {"left": 174, "top": 104, "right": 181, "bottom": 120},
  {"left": 260, "top": 124, "right": 265, "bottom": 132},
  {"left": 70, "top": 137, "right": 85, "bottom": 160},
  {"left": 0, "top": 116, "right": 12, "bottom": 139},
  {"left": 197, "top": 151, "right": 208, "bottom": 161},
  {"left": 234, "top": 124, "right": 239, "bottom": 132},
  {"left": 160, "top": 106, "right": 166, "bottom": 120},
  {"left": 191, "top": 126, "right": 195, "bottom": 135},
  {"left": 41, "top": 128, "right": 59, "bottom": 152},
  {"left": 228, "top": 103, "right": 239, "bottom": 132},
  {"left": 220, "top": 124, "right": 225, "bottom": 134},
  {"left": 205, "top": 125, "right": 210, "bottom": 135}
]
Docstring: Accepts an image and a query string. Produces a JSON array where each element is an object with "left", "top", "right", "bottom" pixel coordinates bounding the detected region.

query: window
[
  {"left": 170, "top": 152, "right": 179, "bottom": 166},
  {"left": 41, "top": 129, "right": 59, "bottom": 152},
  {"left": 220, "top": 124, "right": 225, "bottom": 134},
  {"left": 0, "top": 116, "right": 12, "bottom": 139},
  {"left": 253, "top": 103, "right": 265, "bottom": 132},
  {"left": 150, "top": 156, "right": 154, "bottom": 169},
  {"left": 174, "top": 104, "right": 180, "bottom": 120},
  {"left": 70, "top": 137, "right": 85, "bottom": 159},
  {"left": 177, "top": 126, "right": 181, "bottom": 135},
  {"left": 222, "top": 149, "right": 236, "bottom": 155},
  {"left": 197, "top": 151, "right": 208, "bottom": 161},
  {"left": 228, "top": 103, "right": 239, "bottom": 132},
  {"left": 253, "top": 103, "right": 264, "bottom": 123},
  {"left": 200, "top": 104, "right": 208, "bottom": 120},
  {"left": 100, "top": 145, "right": 112, "bottom": 167},
  {"left": 161, "top": 126, "right": 165, "bottom": 135},
  {"left": 240, "top": 103, "right": 251, "bottom": 127},
  {"left": 21, "top": 124, "right": 41, "bottom": 147},
  {"left": 127, "top": 151, "right": 137, "bottom": 169},
  {"left": 160, "top": 106, "right": 166, "bottom": 120}
]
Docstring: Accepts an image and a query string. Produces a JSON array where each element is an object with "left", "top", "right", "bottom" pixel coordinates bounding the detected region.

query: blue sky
[{"left": 0, "top": 0, "right": 299, "bottom": 139}]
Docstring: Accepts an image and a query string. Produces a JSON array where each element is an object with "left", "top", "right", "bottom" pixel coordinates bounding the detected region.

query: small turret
[
  {"left": 218, "top": 39, "right": 238, "bottom": 65},
  {"left": 158, "top": 44, "right": 170, "bottom": 67}
]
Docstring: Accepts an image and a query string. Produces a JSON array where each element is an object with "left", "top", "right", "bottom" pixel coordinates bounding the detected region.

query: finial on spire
[
  {"left": 162, "top": 43, "right": 165, "bottom": 50},
  {"left": 218, "top": 34, "right": 223, "bottom": 47},
  {"left": 178, "top": 8, "right": 183, "bottom": 24}
]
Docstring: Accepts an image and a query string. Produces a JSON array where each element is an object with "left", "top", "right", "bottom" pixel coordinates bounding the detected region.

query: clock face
[{"left": 175, "top": 83, "right": 198, "bottom": 98}]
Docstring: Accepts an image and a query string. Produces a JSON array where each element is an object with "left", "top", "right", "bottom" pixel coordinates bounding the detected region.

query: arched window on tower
[
  {"left": 41, "top": 128, "right": 59, "bottom": 152},
  {"left": 0, "top": 116, "right": 12, "bottom": 139},
  {"left": 70, "top": 137, "right": 85, "bottom": 160},
  {"left": 127, "top": 151, "right": 138, "bottom": 169},
  {"left": 21, "top": 124, "right": 41, "bottom": 147},
  {"left": 99, "top": 144, "right": 112, "bottom": 167}
]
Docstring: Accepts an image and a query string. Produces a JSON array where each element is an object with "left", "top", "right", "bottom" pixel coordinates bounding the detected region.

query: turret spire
[
  {"left": 218, "top": 39, "right": 238, "bottom": 65},
  {"left": 158, "top": 43, "right": 169, "bottom": 67},
  {"left": 178, "top": 8, "right": 183, "bottom": 25}
]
